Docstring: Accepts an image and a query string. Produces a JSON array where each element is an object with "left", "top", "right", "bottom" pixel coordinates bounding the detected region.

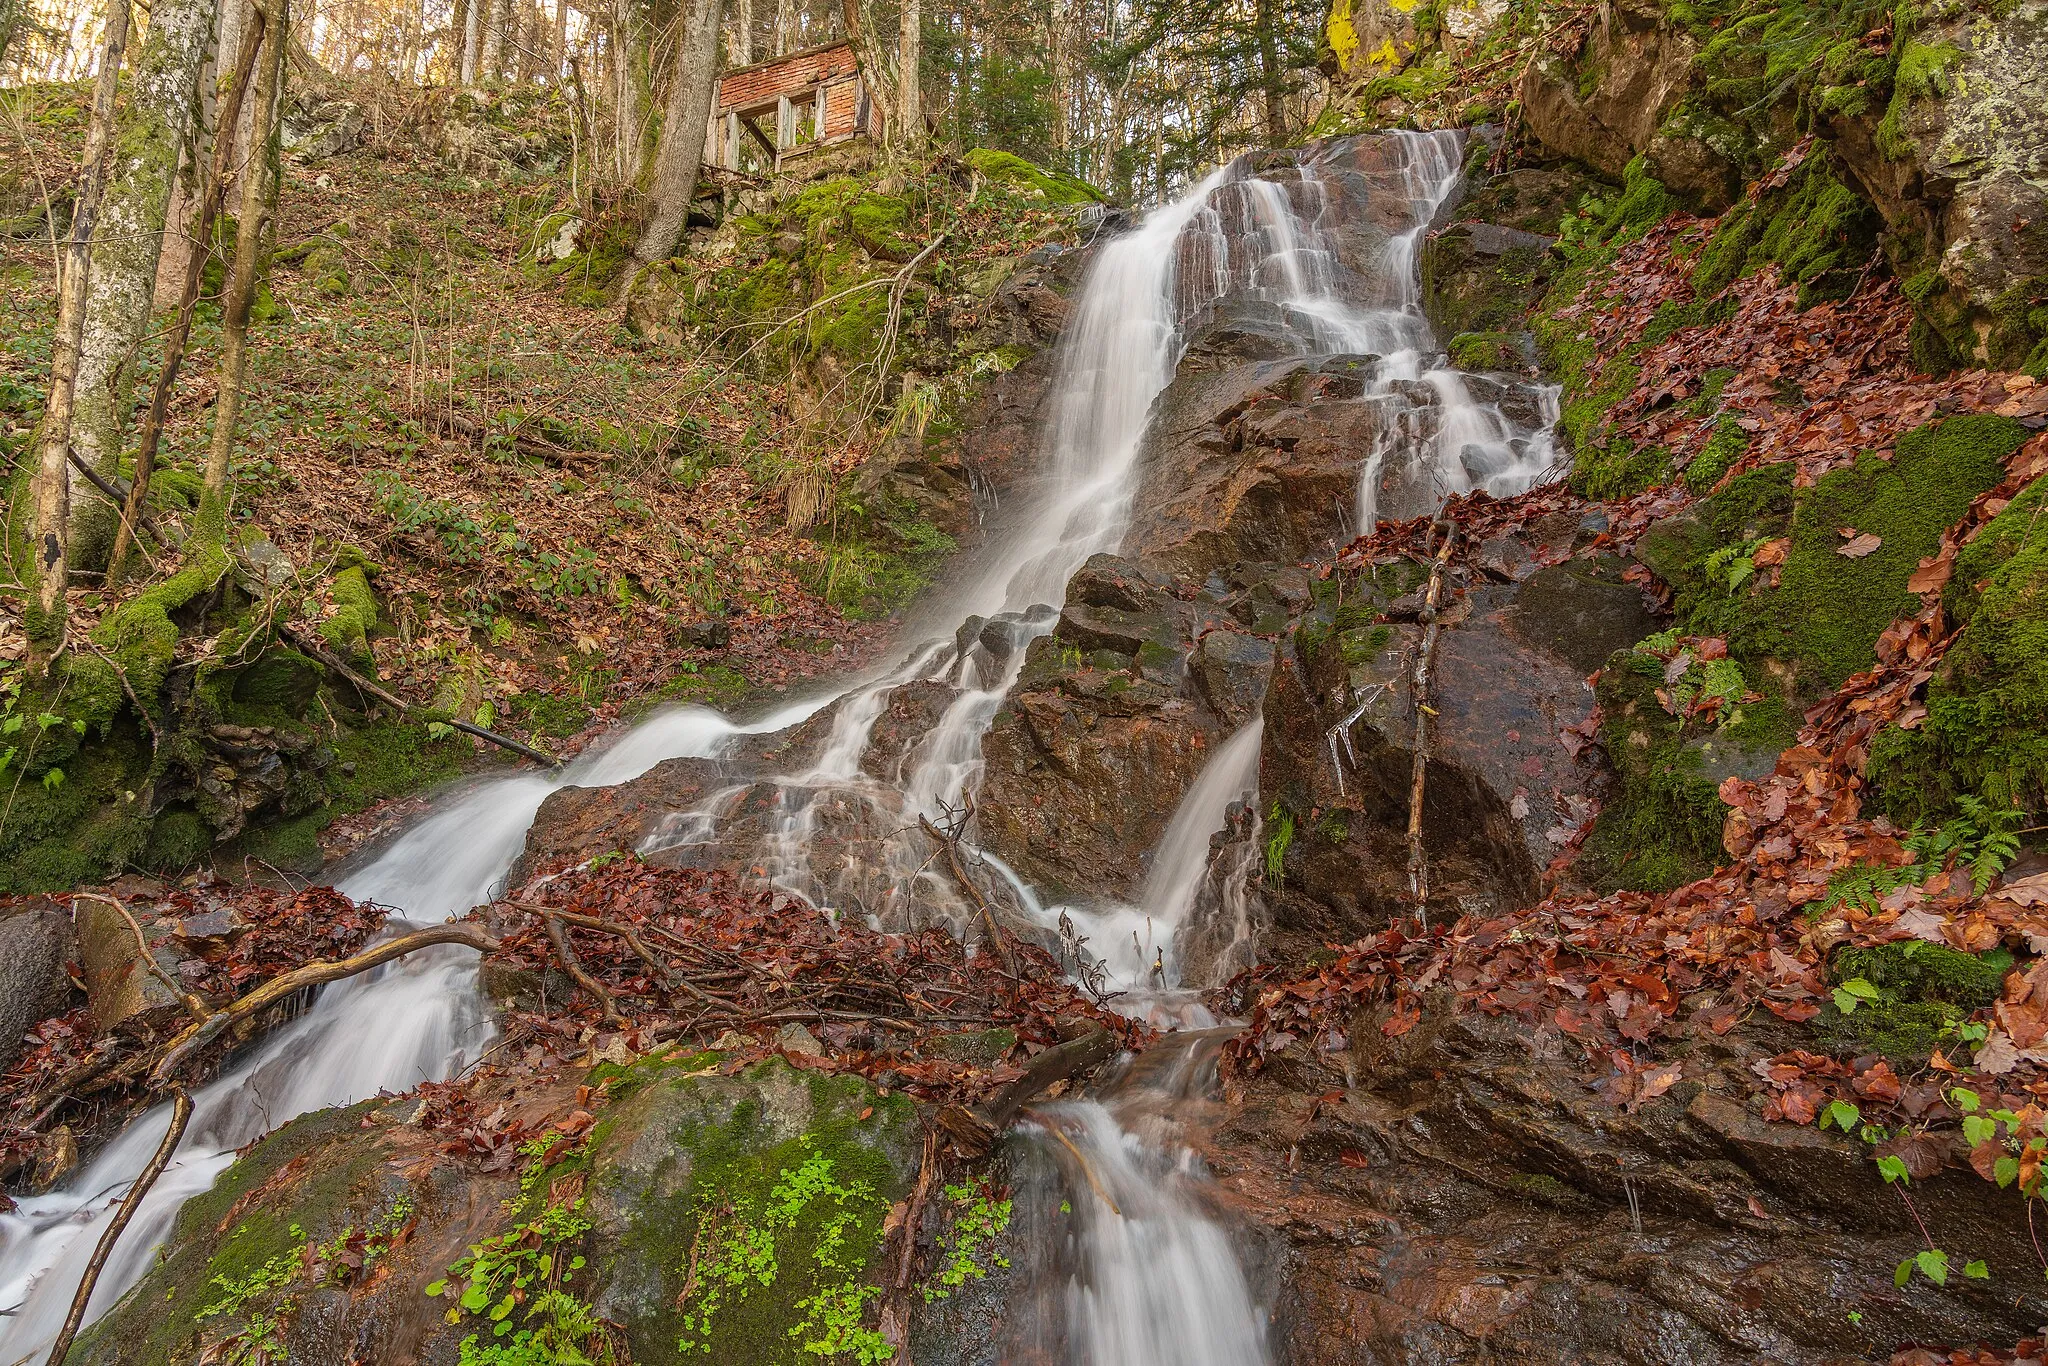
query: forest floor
[{"left": 2, "top": 79, "right": 896, "bottom": 766}]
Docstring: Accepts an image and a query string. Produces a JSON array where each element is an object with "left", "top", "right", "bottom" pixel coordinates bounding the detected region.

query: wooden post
[{"left": 725, "top": 110, "right": 739, "bottom": 169}]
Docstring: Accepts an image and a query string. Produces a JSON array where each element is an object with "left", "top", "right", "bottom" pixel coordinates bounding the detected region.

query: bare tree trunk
[
  {"left": 896, "top": 0, "right": 919, "bottom": 149},
  {"left": 22, "top": 0, "right": 130, "bottom": 675},
  {"left": 107, "top": 6, "right": 264, "bottom": 584},
  {"left": 771, "top": 0, "right": 790, "bottom": 55},
  {"left": 552, "top": 0, "right": 568, "bottom": 78},
  {"left": 1049, "top": 0, "right": 1067, "bottom": 154},
  {"left": 458, "top": 0, "right": 479, "bottom": 83},
  {"left": 840, "top": 0, "right": 891, "bottom": 140},
  {"left": 1253, "top": 0, "right": 1285, "bottom": 146},
  {"left": 478, "top": 0, "right": 502, "bottom": 76},
  {"left": 731, "top": 0, "right": 749, "bottom": 63},
  {"left": 201, "top": 0, "right": 286, "bottom": 521},
  {"left": 67, "top": 0, "right": 217, "bottom": 572},
  {"left": 625, "top": 0, "right": 722, "bottom": 275}
]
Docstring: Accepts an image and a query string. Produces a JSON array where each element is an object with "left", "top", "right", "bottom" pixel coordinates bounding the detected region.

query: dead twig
[
  {"left": 44, "top": 1086, "right": 192, "bottom": 1366},
  {"left": 1406, "top": 519, "right": 1459, "bottom": 921},
  {"left": 917, "top": 797, "right": 1017, "bottom": 977}
]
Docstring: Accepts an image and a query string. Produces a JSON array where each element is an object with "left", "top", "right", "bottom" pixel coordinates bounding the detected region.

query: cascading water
[
  {"left": 0, "top": 701, "right": 823, "bottom": 1362},
  {"left": 0, "top": 129, "right": 1560, "bottom": 1364}
]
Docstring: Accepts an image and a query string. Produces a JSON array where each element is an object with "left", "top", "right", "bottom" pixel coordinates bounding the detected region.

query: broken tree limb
[
  {"left": 542, "top": 910, "right": 627, "bottom": 1026},
  {"left": 937, "top": 1026, "right": 1117, "bottom": 1157},
  {"left": 917, "top": 808, "right": 1018, "bottom": 977},
  {"left": 149, "top": 922, "right": 499, "bottom": 1085},
  {"left": 510, "top": 901, "right": 729, "bottom": 1009},
  {"left": 44, "top": 1086, "right": 192, "bottom": 1366},
  {"left": 274, "top": 622, "right": 562, "bottom": 768},
  {"left": 418, "top": 406, "right": 607, "bottom": 467},
  {"left": 1405, "top": 519, "right": 1459, "bottom": 920}
]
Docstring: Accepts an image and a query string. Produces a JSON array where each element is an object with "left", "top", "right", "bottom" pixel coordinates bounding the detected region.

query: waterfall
[{"left": 0, "top": 130, "right": 1559, "bottom": 1362}]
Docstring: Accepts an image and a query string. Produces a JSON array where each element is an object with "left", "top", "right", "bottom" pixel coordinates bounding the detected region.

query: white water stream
[{"left": 0, "top": 129, "right": 1558, "bottom": 1364}]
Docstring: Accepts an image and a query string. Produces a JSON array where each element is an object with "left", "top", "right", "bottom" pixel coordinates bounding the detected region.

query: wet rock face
[
  {"left": 1519, "top": 0, "right": 1710, "bottom": 199},
  {"left": 1257, "top": 518, "right": 1640, "bottom": 951},
  {"left": 1218, "top": 1011, "right": 2038, "bottom": 1364},
  {"left": 512, "top": 756, "right": 735, "bottom": 885},
  {"left": 1827, "top": 0, "right": 2048, "bottom": 368},
  {"left": 0, "top": 902, "right": 76, "bottom": 1071},
  {"left": 978, "top": 556, "right": 1283, "bottom": 904}
]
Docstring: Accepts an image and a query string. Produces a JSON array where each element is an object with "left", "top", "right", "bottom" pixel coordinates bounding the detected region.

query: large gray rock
[{"left": 0, "top": 901, "right": 75, "bottom": 1070}]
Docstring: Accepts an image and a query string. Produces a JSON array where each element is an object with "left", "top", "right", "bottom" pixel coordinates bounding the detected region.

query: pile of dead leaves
[{"left": 472, "top": 859, "right": 1145, "bottom": 1110}]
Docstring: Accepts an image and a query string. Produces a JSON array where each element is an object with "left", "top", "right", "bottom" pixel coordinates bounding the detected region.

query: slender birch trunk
[
  {"left": 459, "top": 0, "right": 479, "bottom": 84},
  {"left": 67, "top": 0, "right": 218, "bottom": 571},
  {"left": 107, "top": 7, "right": 265, "bottom": 584},
  {"left": 200, "top": 0, "right": 286, "bottom": 522},
  {"left": 896, "top": 0, "right": 920, "bottom": 150},
  {"left": 24, "top": 0, "right": 131, "bottom": 673},
  {"left": 771, "top": 0, "right": 790, "bottom": 56},
  {"left": 732, "top": 0, "right": 749, "bottom": 64}
]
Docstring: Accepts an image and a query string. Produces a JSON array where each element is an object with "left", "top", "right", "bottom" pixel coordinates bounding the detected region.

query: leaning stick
[
  {"left": 1405, "top": 519, "right": 1460, "bottom": 921},
  {"left": 44, "top": 1087, "right": 194, "bottom": 1366}
]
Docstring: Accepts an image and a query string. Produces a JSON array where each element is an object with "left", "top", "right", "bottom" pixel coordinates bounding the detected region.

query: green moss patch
[
  {"left": 1644, "top": 414, "right": 2025, "bottom": 698},
  {"left": 1869, "top": 467, "right": 2048, "bottom": 822}
]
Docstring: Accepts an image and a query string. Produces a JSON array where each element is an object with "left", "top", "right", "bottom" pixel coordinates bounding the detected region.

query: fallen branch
[
  {"left": 275, "top": 622, "right": 561, "bottom": 768},
  {"left": 1043, "top": 1121, "right": 1122, "bottom": 1216},
  {"left": 541, "top": 910, "right": 627, "bottom": 1026},
  {"left": 937, "top": 1026, "right": 1116, "bottom": 1157},
  {"left": 918, "top": 804, "right": 1018, "bottom": 977},
  {"left": 420, "top": 406, "right": 608, "bottom": 467},
  {"left": 44, "top": 1086, "right": 192, "bottom": 1366},
  {"left": 149, "top": 922, "right": 499, "bottom": 1085},
  {"left": 1405, "top": 519, "right": 1459, "bottom": 919}
]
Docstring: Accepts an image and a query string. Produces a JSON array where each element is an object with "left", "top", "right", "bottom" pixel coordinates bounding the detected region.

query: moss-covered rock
[
  {"left": 318, "top": 563, "right": 379, "bottom": 663},
  {"left": 1815, "top": 940, "right": 2011, "bottom": 1064},
  {"left": 586, "top": 1053, "right": 922, "bottom": 1363},
  {"left": 1869, "top": 467, "right": 2048, "bottom": 822},
  {"left": 1641, "top": 414, "right": 2026, "bottom": 698},
  {"left": 961, "top": 148, "right": 1103, "bottom": 205}
]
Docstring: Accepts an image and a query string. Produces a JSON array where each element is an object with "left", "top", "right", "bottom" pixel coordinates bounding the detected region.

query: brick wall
[{"left": 716, "top": 41, "right": 859, "bottom": 113}]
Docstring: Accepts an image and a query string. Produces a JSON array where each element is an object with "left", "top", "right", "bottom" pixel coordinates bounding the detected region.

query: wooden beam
[{"left": 739, "top": 112, "right": 777, "bottom": 162}]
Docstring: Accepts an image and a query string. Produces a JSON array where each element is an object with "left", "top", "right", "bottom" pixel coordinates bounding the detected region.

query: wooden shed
[{"left": 706, "top": 40, "right": 877, "bottom": 174}]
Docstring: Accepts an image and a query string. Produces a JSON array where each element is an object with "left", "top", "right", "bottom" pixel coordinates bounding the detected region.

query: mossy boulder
[
  {"left": 584, "top": 1053, "right": 922, "bottom": 1364},
  {"left": 319, "top": 564, "right": 379, "bottom": 663},
  {"left": 1869, "top": 466, "right": 2048, "bottom": 822},
  {"left": 961, "top": 148, "right": 1103, "bottom": 205},
  {"left": 1640, "top": 414, "right": 2027, "bottom": 699}
]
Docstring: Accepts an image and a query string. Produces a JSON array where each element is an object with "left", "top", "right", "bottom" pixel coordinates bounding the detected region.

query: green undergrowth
[
  {"left": 589, "top": 1054, "right": 920, "bottom": 1363},
  {"left": 1689, "top": 153, "right": 1881, "bottom": 307}
]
